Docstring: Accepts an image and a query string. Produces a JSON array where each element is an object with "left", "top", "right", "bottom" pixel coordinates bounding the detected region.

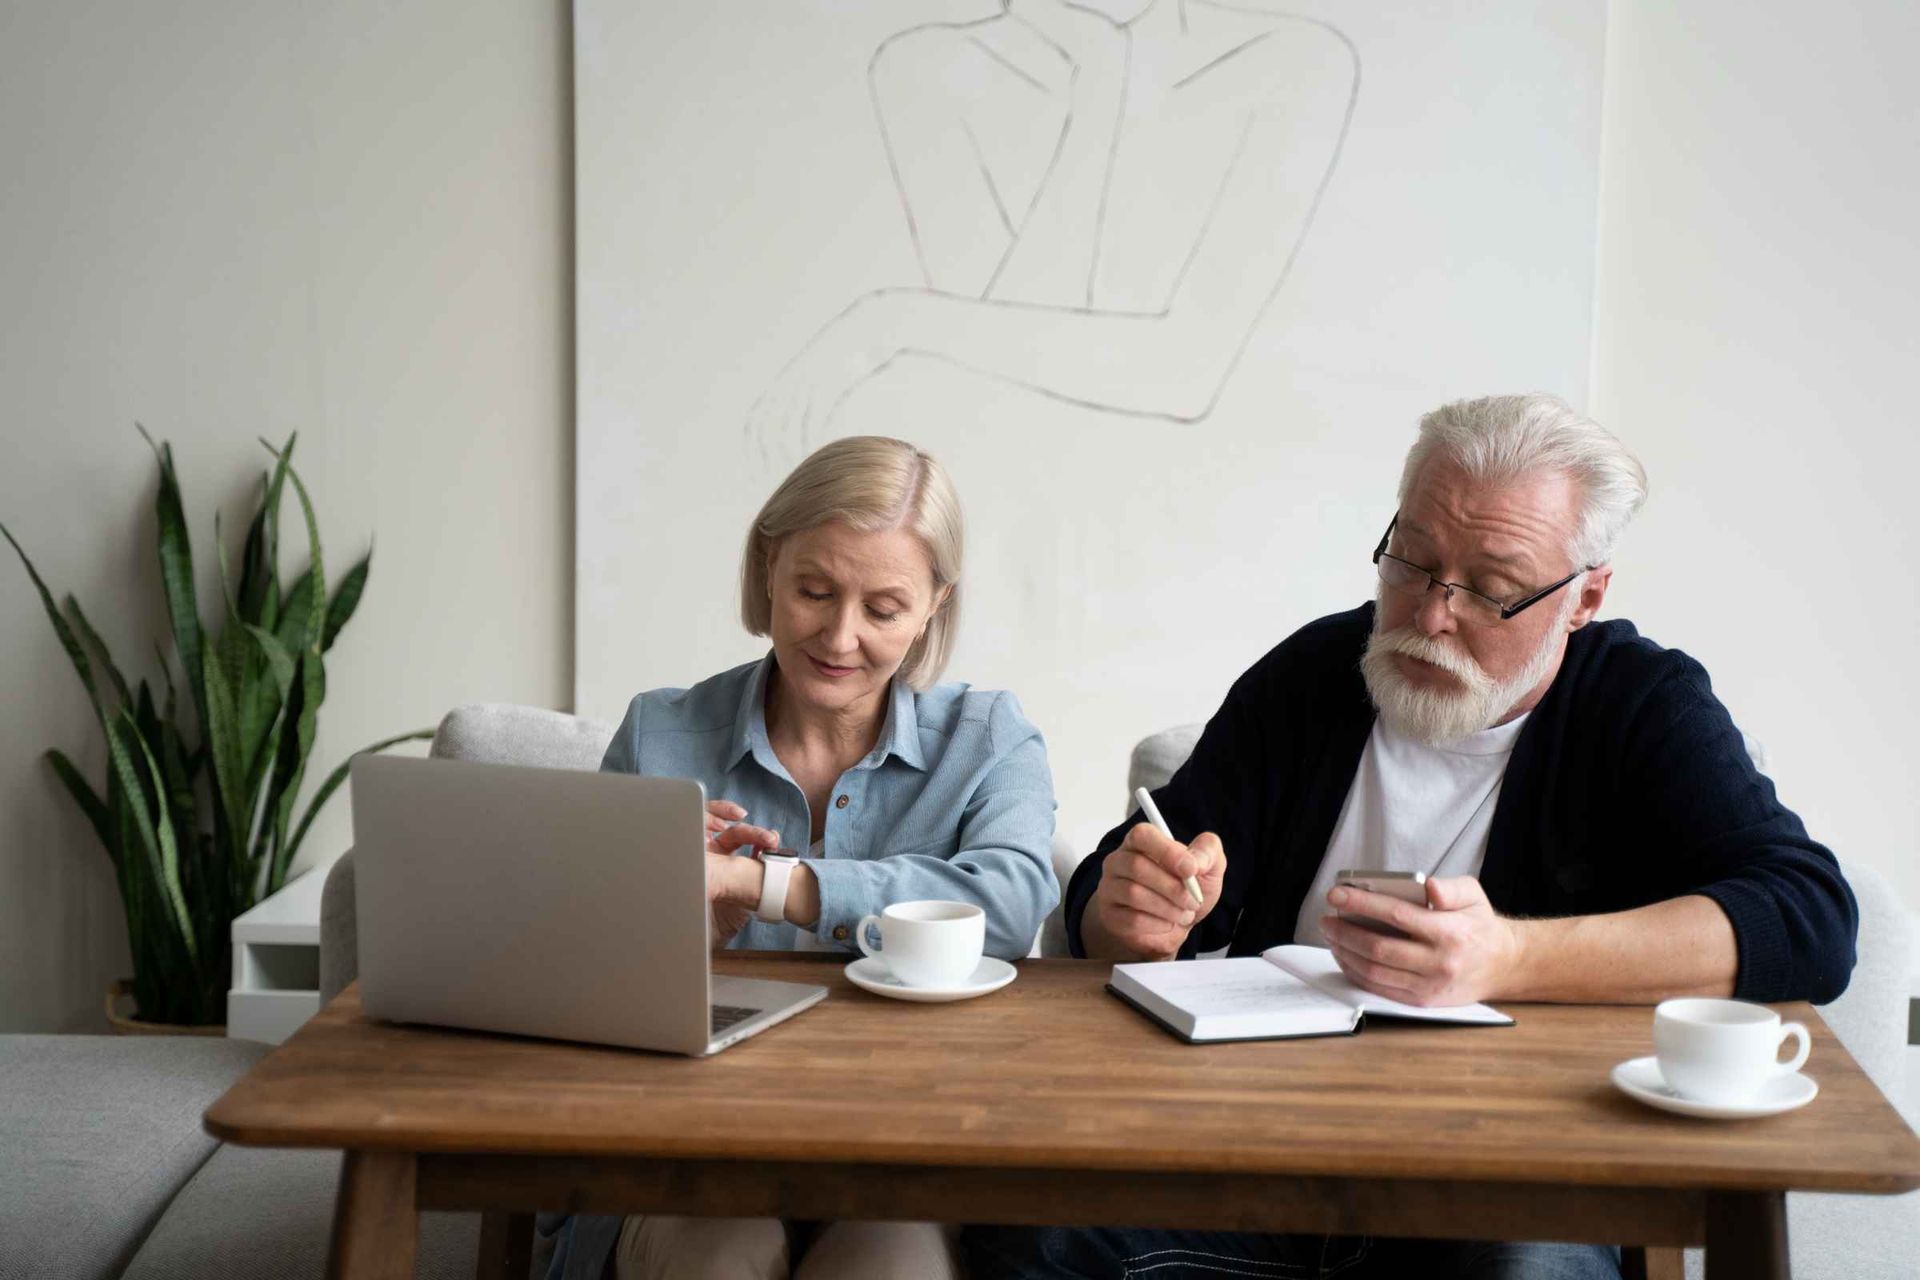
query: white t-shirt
[{"left": 1292, "top": 713, "right": 1530, "bottom": 947}]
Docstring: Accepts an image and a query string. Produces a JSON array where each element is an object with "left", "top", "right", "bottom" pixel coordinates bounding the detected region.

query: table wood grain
[{"left": 204, "top": 953, "right": 1920, "bottom": 1278}]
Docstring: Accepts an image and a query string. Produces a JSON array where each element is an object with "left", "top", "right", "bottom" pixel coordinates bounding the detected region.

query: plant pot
[{"left": 104, "top": 979, "right": 224, "bottom": 1037}]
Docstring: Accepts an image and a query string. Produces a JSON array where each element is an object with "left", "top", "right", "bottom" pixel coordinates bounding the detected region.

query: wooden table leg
[
  {"left": 1623, "top": 1245, "right": 1686, "bottom": 1280},
  {"left": 327, "top": 1150, "right": 420, "bottom": 1280},
  {"left": 476, "top": 1210, "right": 535, "bottom": 1280},
  {"left": 1705, "top": 1190, "right": 1788, "bottom": 1280}
]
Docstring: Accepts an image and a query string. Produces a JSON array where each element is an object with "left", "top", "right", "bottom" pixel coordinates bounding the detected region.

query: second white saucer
[
  {"left": 1610, "top": 1056, "right": 1818, "bottom": 1119},
  {"left": 844, "top": 955, "right": 1017, "bottom": 1003}
]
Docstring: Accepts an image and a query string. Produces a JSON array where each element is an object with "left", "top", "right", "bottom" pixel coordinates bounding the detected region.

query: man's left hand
[{"left": 1321, "top": 876, "right": 1525, "bottom": 1006}]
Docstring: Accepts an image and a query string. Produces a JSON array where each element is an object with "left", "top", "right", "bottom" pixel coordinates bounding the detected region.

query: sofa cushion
[
  {"left": 0, "top": 1034, "right": 266, "bottom": 1280},
  {"left": 1127, "top": 724, "right": 1204, "bottom": 807},
  {"left": 123, "top": 1145, "right": 478, "bottom": 1280},
  {"left": 427, "top": 703, "right": 615, "bottom": 772}
]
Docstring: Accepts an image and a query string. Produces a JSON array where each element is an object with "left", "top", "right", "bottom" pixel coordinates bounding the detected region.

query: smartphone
[{"left": 1334, "top": 869, "right": 1428, "bottom": 938}]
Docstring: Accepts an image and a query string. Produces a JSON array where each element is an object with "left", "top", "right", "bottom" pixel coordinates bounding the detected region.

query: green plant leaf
[
  {"left": 200, "top": 645, "right": 250, "bottom": 871},
  {"left": 282, "top": 728, "right": 434, "bottom": 871},
  {"left": 261, "top": 434, "right": 294, "bottom": 577},
  {"left": 213, "top": 509, "right": 237, "bottom": 617},
  {"left": 153, "top": 642, "right": 178, "bottom": 719},
  {"left": 238, "top": 622, "right": 295, "bottom": 798},
  {"left": 268, "top": 444, "right": 327, "bottom": 656},
  {"left": 266, "top": 651, "right": 327, "bottom": 893},
  {"left": 250, "top": 647, "right": 304, "bottom": 893},
  {"left": 126, "top": 717, "right": 199, "bottom": 968},
  {"left": 242, "top": 624, "right": 296, "bottom": 704},
  {"left": 155, "top": 717, "right": 201, "bottom": 907},
  {"left": 46, "top": 749, "right": 112, "bottom": 858},
  {"left": 134, "top": 679, "right": 159, "bottom": 742},
  {"left": 137, "top": 425, "right": 206, "bottom": 735},
  {"left": 237, "top": 454, "right": 288, "bottom": 630},
  {"left": 210, "top": 511, "right": 254, "bottom": 697},
  {"left": 2, "top": 524, "right": 112, "bottom": 722},
  {"left": 108, "top": 784, "right": 145, "bottom": 958},
  {"left": 63, "top": 596, "right": 132, "bottom": 710},
  {"left": 104, "top": 711, "right": 196, "bottom": 961},
  {"left": 322, "top": 546, "right": 370, "bottom": 652},
  {"left": 274, "top": 567, "right": 315, "bottom": 653}
]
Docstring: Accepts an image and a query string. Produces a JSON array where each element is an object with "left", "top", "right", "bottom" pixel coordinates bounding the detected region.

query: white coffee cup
[
  {"left": 856, "top": 900, "right": 985, "bottom": 988},
  {"left": 1652, "top": 998, "right": 1811, "bottom": 1105}
]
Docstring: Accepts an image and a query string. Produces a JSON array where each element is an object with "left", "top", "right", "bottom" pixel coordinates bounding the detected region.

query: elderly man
[{"left": 965, "top": 394, "right": 1856, "bottom": 1280}]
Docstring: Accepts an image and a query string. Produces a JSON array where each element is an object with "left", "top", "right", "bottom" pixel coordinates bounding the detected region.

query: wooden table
[{"left": 204, "top": 954, "right": 1920, "bottom": 1280}]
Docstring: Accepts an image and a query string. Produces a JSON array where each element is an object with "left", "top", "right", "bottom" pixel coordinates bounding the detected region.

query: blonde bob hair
[{"left": 739, "top": 436, "right": 963, "bottom": 690}]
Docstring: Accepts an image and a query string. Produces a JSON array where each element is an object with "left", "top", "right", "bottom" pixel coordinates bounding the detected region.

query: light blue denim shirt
[
  {"left": 601, "top": 653, "right": 1059, "bottom": 960},
  {"left": 541, "top": 656, "right": 1058, "bottom": 1280}
]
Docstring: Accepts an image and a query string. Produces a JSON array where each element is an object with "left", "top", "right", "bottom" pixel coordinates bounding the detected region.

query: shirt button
[
  {"left": 834, "top": 794, "right": 850, "bottom": 809},
  {"left": 832, "top": 925, "right": 849, "bottom": 941}
]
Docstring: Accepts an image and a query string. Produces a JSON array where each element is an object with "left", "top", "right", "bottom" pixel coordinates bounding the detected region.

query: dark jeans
[{"left": 960, "top": 1225, "right": 1622, "bottom": 1280}]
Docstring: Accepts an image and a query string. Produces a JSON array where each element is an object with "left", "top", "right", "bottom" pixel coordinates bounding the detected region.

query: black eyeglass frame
[{"left": 1371, "top": 515, "right": 1593, "bottom": 622}]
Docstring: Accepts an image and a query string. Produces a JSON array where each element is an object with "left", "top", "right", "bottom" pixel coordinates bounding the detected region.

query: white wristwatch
[{"left": 754, "top": 849, "right": 799, "bottom": 924}]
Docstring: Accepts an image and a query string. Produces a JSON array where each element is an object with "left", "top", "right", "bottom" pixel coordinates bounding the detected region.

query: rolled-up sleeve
[{"left": 809, "top": 692, "right": 1059, "bottom": 959}]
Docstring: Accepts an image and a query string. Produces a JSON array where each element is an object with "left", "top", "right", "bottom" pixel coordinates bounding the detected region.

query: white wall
[
  {"left": 1591, "top": 0, "right": 1920, "bottom": 911},
  {"left": 574, "top": 2, "right": 1606, "bottom": 853},
  {"left": 3, "top": 0, "right": 1911, "bottom": 1034},
  {"left": 0, "top": 1, "right": 572, "bottom": 1031}
]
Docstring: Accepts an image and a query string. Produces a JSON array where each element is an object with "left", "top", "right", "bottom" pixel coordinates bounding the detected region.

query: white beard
[{"left": 1360, "top": 593, "right": 1573, "bottom": 746}]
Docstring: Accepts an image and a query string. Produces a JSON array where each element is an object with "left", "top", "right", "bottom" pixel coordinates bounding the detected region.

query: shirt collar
[
  {"left": 726, "top": 653, "right": 927, "bottom": 774},
  {"left": 874, "top": 673, "right": 926, "bottom": 772}
]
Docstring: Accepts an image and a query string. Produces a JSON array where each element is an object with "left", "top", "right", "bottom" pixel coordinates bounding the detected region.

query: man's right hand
[{"left": 1083, "top": 823, "right": 1227, "bottom": 962}]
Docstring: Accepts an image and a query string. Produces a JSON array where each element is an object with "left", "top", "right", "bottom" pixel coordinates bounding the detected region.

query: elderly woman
[{"left": 545, "top": 436, "right": 1058, "bottom": 1280}]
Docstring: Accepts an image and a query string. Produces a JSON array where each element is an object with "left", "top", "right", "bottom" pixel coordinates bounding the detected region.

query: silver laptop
[{"left": 349, "top": 754, "right": 826, "bottom": 1055}]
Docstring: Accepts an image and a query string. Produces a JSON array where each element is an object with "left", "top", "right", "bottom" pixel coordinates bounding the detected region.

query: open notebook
[{"left": 1109, "top": 944, "right": 1513, "bottom": 1043}]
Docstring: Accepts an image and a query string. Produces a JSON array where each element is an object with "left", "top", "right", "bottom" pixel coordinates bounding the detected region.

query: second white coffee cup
[
  {"left": 857, "top": 900, "right": 985, "bottom": 988},
  {"left": 1653, "top": 997, "right": 1811, "bottom": 1105}
]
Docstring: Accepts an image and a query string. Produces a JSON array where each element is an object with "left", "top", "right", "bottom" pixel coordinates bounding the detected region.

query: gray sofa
[{"left": 0, "top": 1035, "right": 478, "bottom": 1280}]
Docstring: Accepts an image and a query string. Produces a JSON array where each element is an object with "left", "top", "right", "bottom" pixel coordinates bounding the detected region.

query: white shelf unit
[{"left": 227, "top": 865, "right": 327, "bottom": 1044}]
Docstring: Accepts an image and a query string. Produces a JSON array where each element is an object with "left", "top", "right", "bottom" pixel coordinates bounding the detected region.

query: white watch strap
[{"left": 755, "top": 853, "right": 798, "bottom": 924}]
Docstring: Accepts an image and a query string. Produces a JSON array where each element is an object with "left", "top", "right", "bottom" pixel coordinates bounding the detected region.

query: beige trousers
[{"left": 615, "top": 1215, "right": 963, "bottom": 1280}]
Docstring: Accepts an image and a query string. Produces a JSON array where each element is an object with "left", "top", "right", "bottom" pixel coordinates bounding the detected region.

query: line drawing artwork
[{"left": 746, "top": 0, "right": 1361, "bottom": 460}]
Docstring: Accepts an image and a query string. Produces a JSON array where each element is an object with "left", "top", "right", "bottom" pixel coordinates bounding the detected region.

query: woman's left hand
[{"left": 703, "top": 801, "right": 781, "bottom": 945}]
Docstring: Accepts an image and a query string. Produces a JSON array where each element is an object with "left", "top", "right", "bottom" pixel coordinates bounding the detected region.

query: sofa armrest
[
  {"left": 1035, "top": 835, "right": 1093, "bottom": 958},
  {"left": 319, "top": 850, "right": 358, "bottom": 1005}
]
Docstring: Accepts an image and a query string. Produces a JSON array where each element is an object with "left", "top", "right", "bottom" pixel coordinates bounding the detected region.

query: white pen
[{"left": 1134, "top": 785, "right": 1205, "bottom": 906}]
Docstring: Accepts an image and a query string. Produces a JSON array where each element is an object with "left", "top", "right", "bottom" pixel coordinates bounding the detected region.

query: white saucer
[
  {"left": 1610, "top": 1056, "right": 1818, "bottom": 1119},
  {"left": 844, "top": 956, "right": 1017, "bottom": 1003}
]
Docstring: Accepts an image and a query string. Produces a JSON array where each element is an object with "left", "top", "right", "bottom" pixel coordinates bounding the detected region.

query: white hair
[{"left": 1398, "top": 394, "right": 1648, "bottom": 569}]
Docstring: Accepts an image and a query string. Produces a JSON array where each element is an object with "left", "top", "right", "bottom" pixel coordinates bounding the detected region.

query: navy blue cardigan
[{"left": 1066, "top": 604, "right": 1857, "bottom": 1004}]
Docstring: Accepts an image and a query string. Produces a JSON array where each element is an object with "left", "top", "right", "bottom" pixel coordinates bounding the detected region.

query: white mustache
[{"left": 1371, "top": 625, "right": 1491, "bottom": 694}]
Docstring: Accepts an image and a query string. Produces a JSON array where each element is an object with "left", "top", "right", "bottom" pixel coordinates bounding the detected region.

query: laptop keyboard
[{"left": 711, "top": 1003, "right": 761, "bottom": 1035}]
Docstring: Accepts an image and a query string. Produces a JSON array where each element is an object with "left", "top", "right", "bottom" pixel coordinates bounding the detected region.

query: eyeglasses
[{"left": 1371, "top": 515, "right": 1590, "bottom": 624}]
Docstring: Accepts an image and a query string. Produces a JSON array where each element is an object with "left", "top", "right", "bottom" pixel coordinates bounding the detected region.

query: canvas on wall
[{"left": 576, "top": 1, "right": 1606, "bottom": 847}]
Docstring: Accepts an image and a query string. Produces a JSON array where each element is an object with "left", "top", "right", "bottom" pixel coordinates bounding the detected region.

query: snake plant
[{"left": 4, "top": 430, "right": 429, "bottom": 1026}]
